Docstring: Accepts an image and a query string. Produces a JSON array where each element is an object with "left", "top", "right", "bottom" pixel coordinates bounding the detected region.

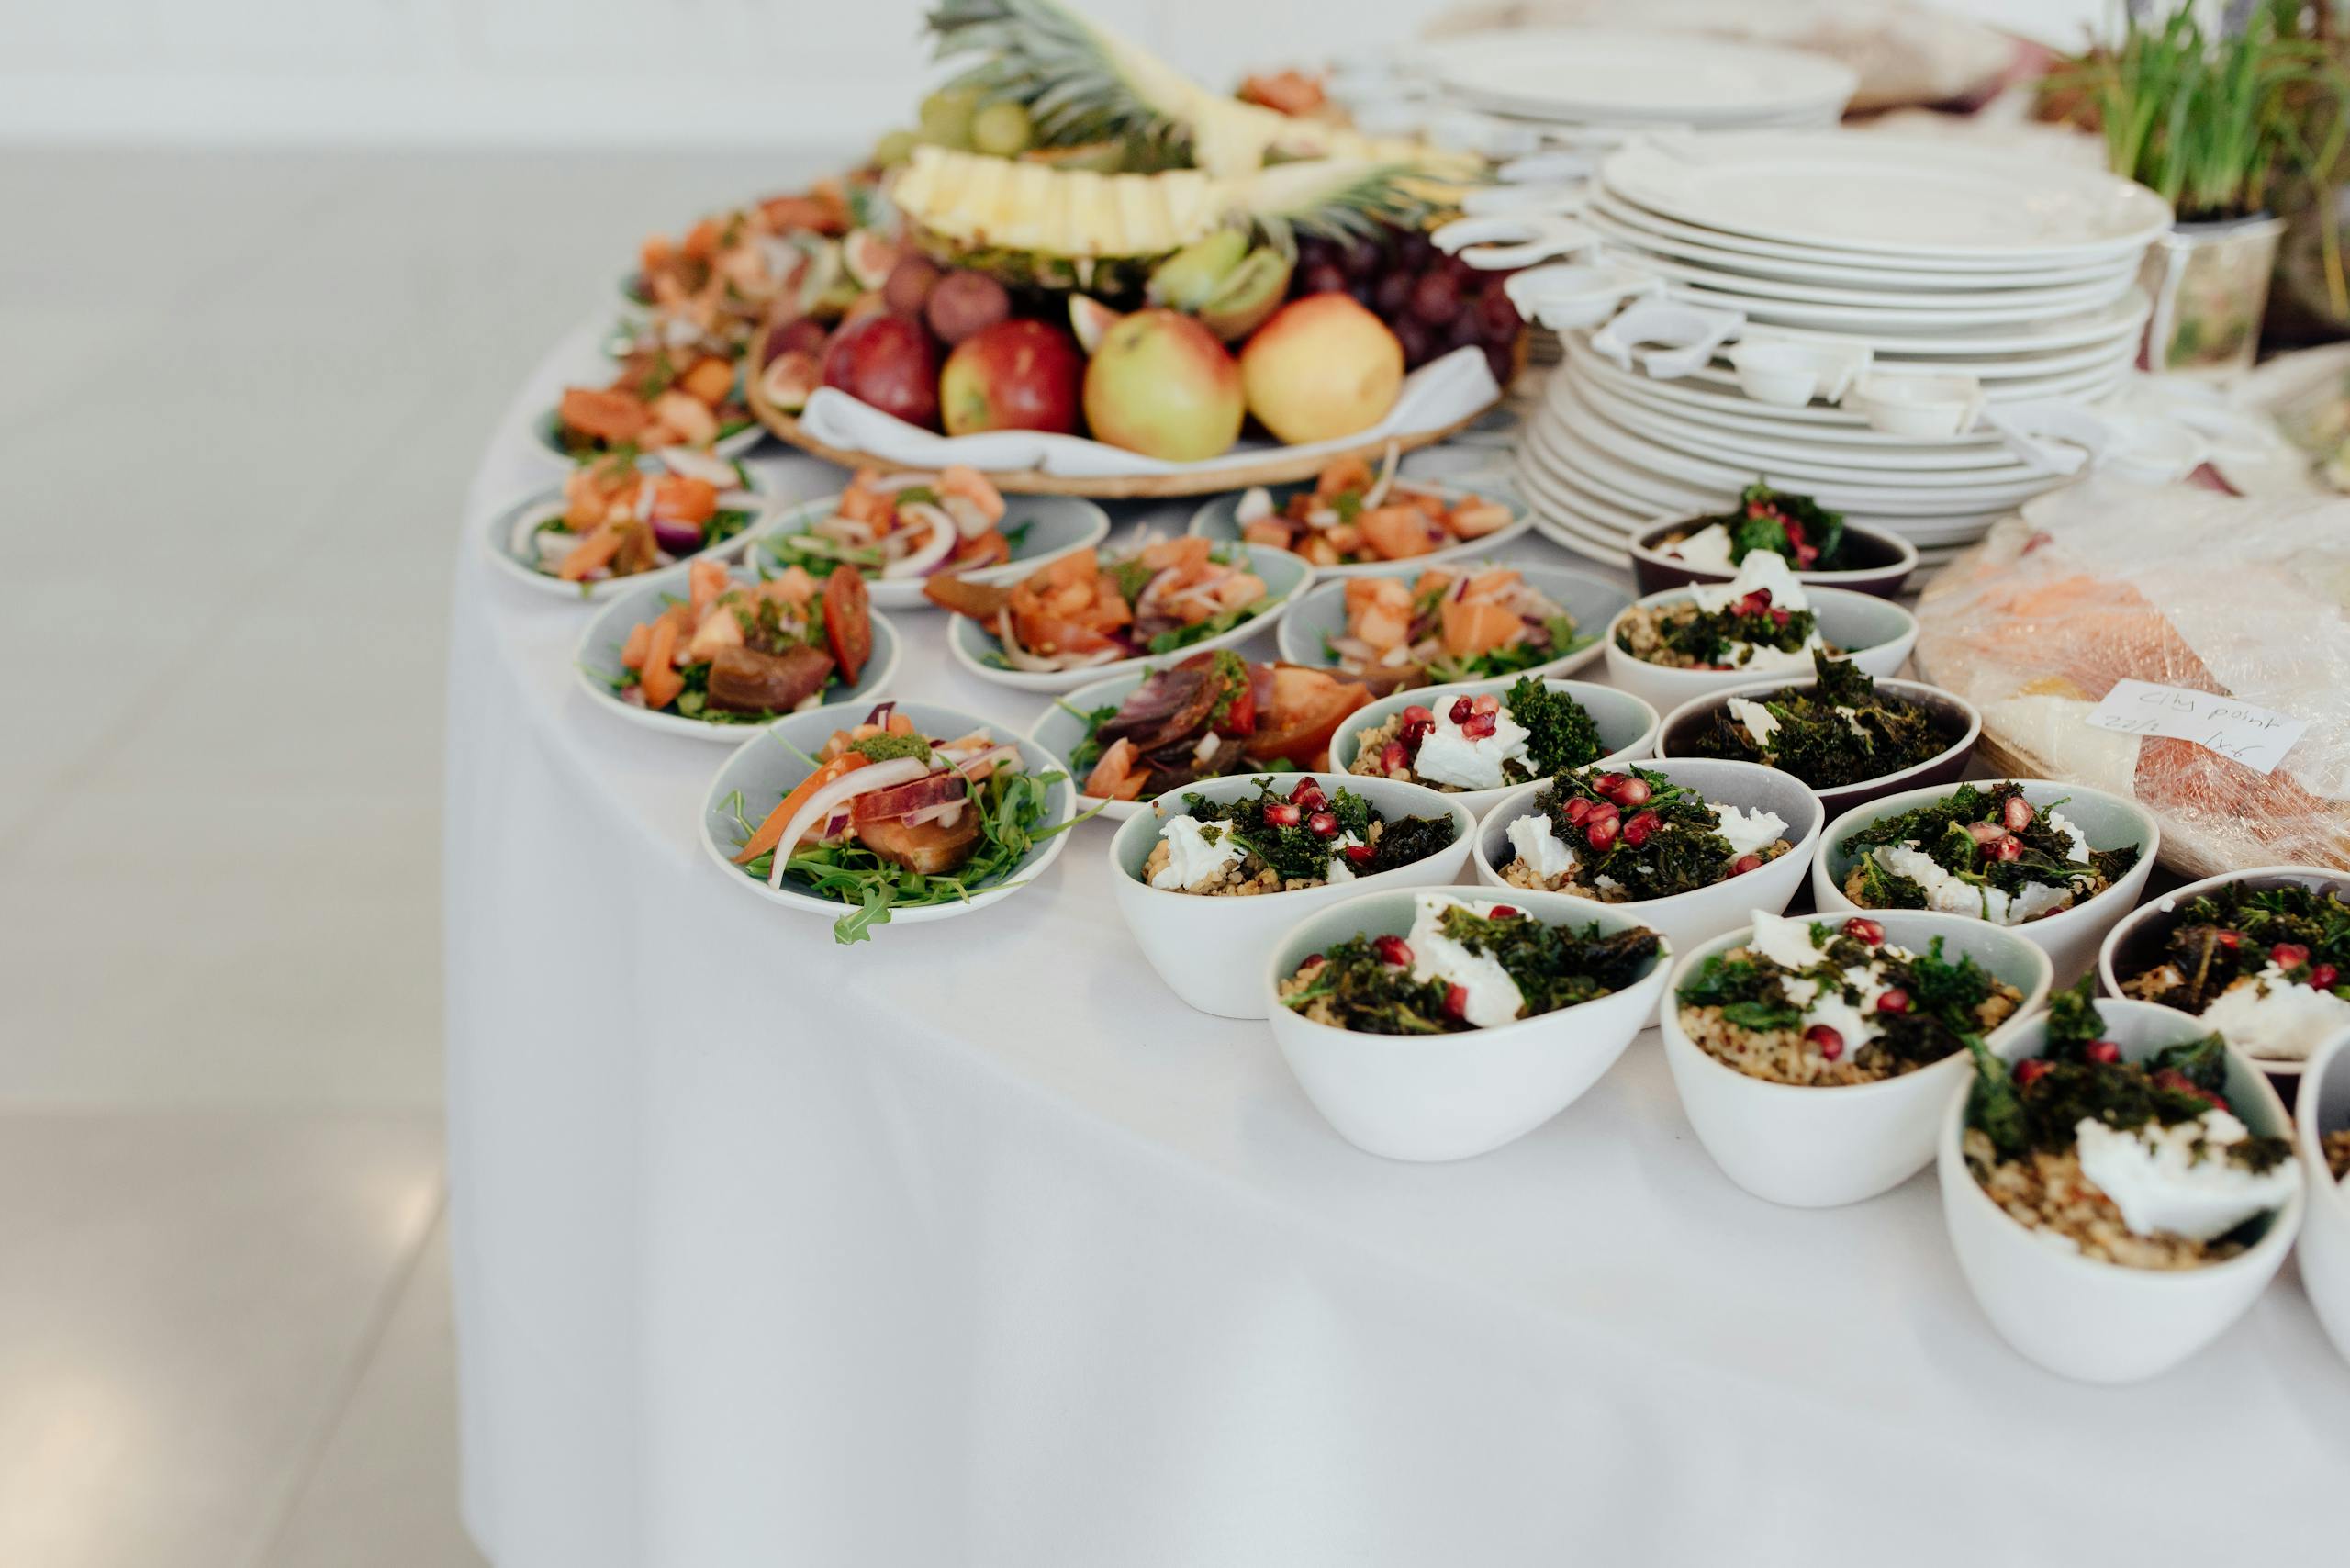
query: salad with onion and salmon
[
  {"left": 517, "top": 448, "right": 765, "bottom": 588},
  {"left": 554, "top": 348, "right": 755, "bottom": 458},
  {"left": 765, "top": 465, "right": 1024, "bottom": 582},
  {"left": 1066, "top": 652, "right": 1370, "bottom": 802},
  {"left": 602, "top": 560, "right": 871, "bottom": 722},
  {"left": 722, "top": 703, "right": 1078, "bottom": 942},
  {"left": 1327, "top": 566, "right": 1590, "bottom": 692},
  {"left": 928, "top": 538, "right": 1277, "bottom": 674},
  {"left": 1236, "top": 453, "right": 1514, "bottom": 566}
]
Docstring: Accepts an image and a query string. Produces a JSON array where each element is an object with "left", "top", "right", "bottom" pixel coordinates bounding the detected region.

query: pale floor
[{"left": 0, "top": 149, "right": 824, "bottom": 1568}]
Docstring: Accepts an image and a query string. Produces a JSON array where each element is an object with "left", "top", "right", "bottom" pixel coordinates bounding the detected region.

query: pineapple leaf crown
[{"left": 927, "top": 0, "right": 1192, "bottom": 163}]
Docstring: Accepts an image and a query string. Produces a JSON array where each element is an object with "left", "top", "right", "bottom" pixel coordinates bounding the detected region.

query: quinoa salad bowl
[
  {"left": 1938, "top": 987, "right": 2303, "bottom": 1383},
  {"left": 1659, "top": 909, "right": 2052, "bottom": 1208},
  {"left": 2098, "top": 865, "right": 2350, "bottom": 1078},
  {"left": 1108, "top": 771, "right": 1475, "bottom": 1019},
  {"left": 2293, "top": 1032, "right": 2350, "bottom": 1369},
  {"left": 1602, "top": 549, "right": 1919, "bottom": 715},
  {"left": 1263, "top": 888, "right": 1672, "bottom": 1162},
  {"left": 1472, "top": 758, "right": 1823, "bottom": 965},
  {"left": 1334, "top": 675, "right": 1660, "bottom": 819},
  {"left": 1657, "top": 657, "right": 1980, "bottom": 817},
  {"left": 1813, "top": 779, "right": 2158, "bottom": 985}
]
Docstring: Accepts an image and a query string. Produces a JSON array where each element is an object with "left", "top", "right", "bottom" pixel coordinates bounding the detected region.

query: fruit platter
[{"left": 722, "top": 0, "right": 1517, "bottom": 495}]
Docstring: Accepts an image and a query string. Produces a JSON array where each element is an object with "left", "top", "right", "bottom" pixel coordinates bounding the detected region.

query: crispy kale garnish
[{"left": 1503, "top": 675, "right": 1603, "bottom": 775}]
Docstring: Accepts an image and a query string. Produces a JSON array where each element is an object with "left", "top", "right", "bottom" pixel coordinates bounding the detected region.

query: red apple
[
  {"left": 1081, "top": 308, "right": 1244, "bottom": 461},
  {"left": 820, "top": 312, "right": 940, "bottom": 429},
  {"left": 939, "top": 319, "right": 1084, "bottom": 437}
]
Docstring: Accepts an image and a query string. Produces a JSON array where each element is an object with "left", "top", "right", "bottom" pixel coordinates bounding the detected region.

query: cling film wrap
[{"left": 1912, "top": 479, "right": 2350, "bottom": 879}]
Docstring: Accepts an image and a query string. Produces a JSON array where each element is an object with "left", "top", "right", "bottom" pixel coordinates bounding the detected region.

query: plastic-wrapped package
[{"left": 1912, "top": 479, "right": 2350, "bottom": 878}]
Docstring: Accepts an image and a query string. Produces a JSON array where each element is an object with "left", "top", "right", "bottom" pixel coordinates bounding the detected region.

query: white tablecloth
[{"left": 447, "top": 327, "right": 2348, "bottom": 1568}]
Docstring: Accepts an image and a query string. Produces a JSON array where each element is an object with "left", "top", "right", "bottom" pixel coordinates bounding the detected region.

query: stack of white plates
[
  {"left": 1418, "top": 29, "right": 1857, "bottom": 133},
  {"left": 1516, "top": 130, "right": 2173, "bottom": 566}
]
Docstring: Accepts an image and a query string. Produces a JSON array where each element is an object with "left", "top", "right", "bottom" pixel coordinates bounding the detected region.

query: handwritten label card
[{"left": 2083, "top": 680, "right": 2309, "bottom": 775}]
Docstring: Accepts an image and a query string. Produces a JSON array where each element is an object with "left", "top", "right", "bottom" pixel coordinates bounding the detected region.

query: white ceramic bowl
[
  {"left": 2096, "top": 864, "right": 2350, "bottom": 1081},
  {"left": 1262, "top": 887, "right": 1673, "bottom": 1161},
  {"left": 1331, "top": 677, "right": 1661, "bottom": 820},
  {"left": 1472, "top": 758, "right": 1824, "bottom": 963},
  {"left": 1273, "top": 560, "right": 1628, "bottom": 689},
  {"left": 946, "top": 543, "right": 1314, "bottom": 695},
  {"left": 699, "top": 700, "right": 1076, "bottom": 932},
  {"left": 1660, "top": 912, "right": 2053, "bottom": 1208},
  {"left": 1108, "top": 771, "right": 1476, "bottom": 1019},
  {"left": 1655, "top": 675, "right": 1983, "bottom": 818},
  {"left": 2293, "top": 1032, "right": 2350, "bottom": 1369},
  {"left": 1187, "top": 479, "right": 1533, "bottom": 577},
  {"left": 1601, "top": 584, "right": 1919, "bottom": 714},
  {"left": 755, "top": 492, "right": 1111, "bottom": 612},
  {"left": 1813, "top": 780, "right": 2159, "bottom": 985},
  {"left": 1937, "top": 998, "right": 2303, "bottom": 1383},
  {"left": 482, "top": 459, "right": 780, "bottom": 602},
  {"left": 571, "top": 571, "right": 901, "bottom": 742}
]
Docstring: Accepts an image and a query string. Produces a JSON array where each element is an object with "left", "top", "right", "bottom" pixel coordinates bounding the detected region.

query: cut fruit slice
[
  {"left": 1069, "top": 296, "right": 1122, "bottom": 354},
  {"left": 758, "top": 350, "right": 822, "bottom": 412},
  {"left": 843, "top": 228, "right": 901, "bottom": 290}
]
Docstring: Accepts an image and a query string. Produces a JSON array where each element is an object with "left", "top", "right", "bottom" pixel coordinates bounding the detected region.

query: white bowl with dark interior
[
  {"left": 1602, "top": 584, "right": 1918, "bottom": 714},
  {"left": 1263, "top": 887, "right": 1672, "bottom": 1162},
  {"left": 1656, "top": 675, "right": 1981, "bottom": 818},
  {"left": 1812, "top": 779, "right": 2159, "bottom": 985},
  {"left": 1108, "top": 770, "right": 1475, "bottom": 1020},
  {"left": 1629, "top": 510, "right": 1918, "bottom": 599}
]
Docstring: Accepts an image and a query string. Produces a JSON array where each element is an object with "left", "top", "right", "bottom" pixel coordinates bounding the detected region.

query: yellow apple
[{"left": 1239, "top": 295, "right": 1404, "bottom": 445}]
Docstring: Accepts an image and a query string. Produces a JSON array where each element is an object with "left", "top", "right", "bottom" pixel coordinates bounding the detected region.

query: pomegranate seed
[
  {"left": 1449, "top": 697, "right": 1474, "bottom": 724},
  {"left": 1747, "top": 501, "right": 1769, "bottom": 518},
  {"left": 2016, "top": 1058, "right": 2052, "bottom": 1086},
  {"left": 2271, "top": 942, "right": 2311, "bottom": 970},
  {"left": 1615, "top": 777, "right": 1652, "bottom": 807},
  {"left": 1263, "top": 801, "right": 1301, "bottom": 827},
  {"left": 1306, "top": 810, "right": 1337, "bottom": 837},
  {"left": 1470, "top": 693, "right": 1501, "bottom": 716},
  {"left": 1462, "top": 711, "right": 1498, "bottom": 740},
  {"left": 1793, "top": 543, "right": 1819, "bottom": 568},
  {"left": 1728, "top": 852, "right": 1763, "bottom": 876},
  {"left": 1805, "top": 1025, "right": 1844, "bottom": 1060},
  {"left": 1372, "top": 935, "right": 1412, "bottom": 967},
  {"left": 1965, "top": 821, "right": 2006, "bottom": 846},
  {"left": 1585, "top": 814, "right": 1620, "bottom": 851},
  {"left": 1487, "top": 905, "right": 1519, "bottom": 919},
  {"left": 2001, "top": 795, "right": 2036, "bottom": 832},
  {"left": 1591, "top": 772, "right": 1628, "bottom": 800},
  {"left": 2154, "top": 1067, "right": 2227, "bottom": 1111},
  {"left": 1768, "top": 607, "right": 1792, "bottom": 627},
  {"left": 1985, "top": 834, "right": 2024, "bottom": 862},
  {"left": 1401, "top": 718, "right": 1433, "bottom": 750},
  {"left": 1301, "top": 953, "right": 1326, "bottom": 969},
  {"left": 1562, "top": 796, "right": 1595, "bottom": 824},
  {"left": 1841, "top": 917, "right": 1885, "bottom": 946},
  {"left": 1735, "top": 590, "right": 1772, "bottom": 616},
  {"left": 1342, "top": 843, "right": 1375, "bottom": 866},
  {"left": 2214, "top": 929, "right": 2242, "bottom": 949},
  {"left": 1400, "top": 704, "right": 1435, "bottom": 729},
  {"left": 1289, "top": 778, "right": 1326, "bottom": 806},
  {"left": 1874, "top": 988, "right": 1910, "bottom": 1014},
  {"left": 1586, "top": 800, "right": 1620, "bottom": 824},
  {"left": 2313, "top": 964, "right": 2339, "bottom": 990},
  {"left": 1620, "top": 809, "right": 1662, "bottom": 847},
  {"left": 1380, "top": 740, "right": 1408, "bottom": 772},
  {"left": 2085, "top": 1040, "right": 2121, "bottom": 1064},
  {"left": 1442, "top": 982, "right": 1469, "bottom": 1019}
]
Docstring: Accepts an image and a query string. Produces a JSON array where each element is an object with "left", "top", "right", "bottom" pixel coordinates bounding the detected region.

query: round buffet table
[{"left": 446, "top": 327, "right": 2348, "bottom": 1568}]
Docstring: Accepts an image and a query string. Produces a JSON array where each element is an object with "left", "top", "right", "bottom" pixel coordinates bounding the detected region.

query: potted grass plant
[{"left": 2054, "top": 0, "right": 2350, "bottom": 375}]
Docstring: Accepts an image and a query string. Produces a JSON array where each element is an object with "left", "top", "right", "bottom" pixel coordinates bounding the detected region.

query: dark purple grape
[
  {"left": 1297, "top": 238, "right": 1339, "bottom": 274},
  {"left": 1413, "top": 271, "right": 1462, "bottom": 325},
  {"left": 1484, "top": 342, "right": 1516, "bottom": 385},
  {"left": 1475, "top": 286, "right": 1521, "bottom": 340},
  {"left": 1348, "top": 282, "right": 1375, "bottom": 308},
  {"left": 1373, "top": 272, "right": 1413, "bottom": 315},
  {"left": 1340, "top": 240, "right": 1381, "bottom": 282},
  {"left": 1397, "top": 231, "right": 1435, "bottom": 268},
  {"left": 1300, "top": 262, "right": 1348, "bottom": 296},
  {"left": 1445, "top": 309, "right": 1482, "bottom": 351},
  {"left": 1393, "top": 317, "right": 1434, "bottom": 366}
]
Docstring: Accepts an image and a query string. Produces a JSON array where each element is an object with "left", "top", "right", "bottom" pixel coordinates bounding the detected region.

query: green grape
[
  {"left": 916, "top": 86, "right": 980, "bottom": 150},
  {"left": 969, "top": 100, "right": 1036, "bottom": 158},
  {"left": 871, "top": 128, "right": 918, "bottom": 168}
]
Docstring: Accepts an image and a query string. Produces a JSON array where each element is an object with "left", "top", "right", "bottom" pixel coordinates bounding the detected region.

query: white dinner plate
[
  {"left": 1427, "top": 28, "right": 1857, "bottom": 125},
  {"left": 1656, "top": 275, "right": 2140, "bottom": 335},
  {"left": 1565, "top": 366, "right": 2032, "bottom": 468},
  {"left": 1583, "top": 193, "right": 2143, "bottom": 286},
  {"left": 482, "top": 458, "right": 781, "bottom": 603},
  {"left": 1615, "top": 250, "right": 2141, "bottom": 319},
  {"left": 1601, "top": 131, "right": 2173, "bottom": 261}
]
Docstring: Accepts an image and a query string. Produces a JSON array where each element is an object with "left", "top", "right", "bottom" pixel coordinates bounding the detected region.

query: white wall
[{"left": 0, "top": 0, "right": 2109, "bottom": 147}]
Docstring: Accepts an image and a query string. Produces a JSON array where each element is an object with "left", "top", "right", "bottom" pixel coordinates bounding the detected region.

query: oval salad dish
[
  {"left": 484, "top": 449, "right": 778, "bottom": 601},
  {"left": 701, "top": 700, "right": 1079, "bottom": 943},
  {"left": 1188, "top": 454, "right": 1532, "bottom": 577},
  {"left": 1273, "top": 559, "right": 1624, "bottom": 692}
]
